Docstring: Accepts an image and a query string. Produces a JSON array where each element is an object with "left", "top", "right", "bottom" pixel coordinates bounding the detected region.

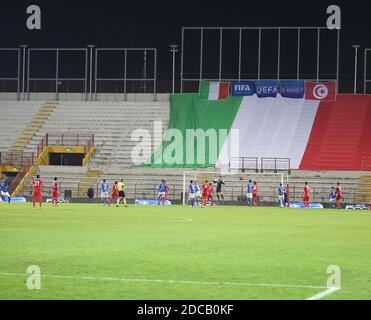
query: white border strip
[
  {"left": 306, "top": 287, "right": 341, "bottom": 300},
  {"left": 0, "top": 272, "right": 326, "bottom": 290}
]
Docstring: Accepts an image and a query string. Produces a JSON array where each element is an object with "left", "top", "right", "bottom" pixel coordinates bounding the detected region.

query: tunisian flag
[{"left": 305, "top": 82, "right": 336, "bottom": 101}]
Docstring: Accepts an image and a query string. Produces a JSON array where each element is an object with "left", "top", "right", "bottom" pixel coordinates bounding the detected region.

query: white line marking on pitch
[
  {"left": 306, "top": 287, "right": 341, "bottom": 300},
  {"left": 165, "top": 217, "right": 193, "bottom": 223},
  {"left": 173, "top": 217, "right": 193, "bottom": 222},
  {"left": 0, "top": 272, "right": 325, "bottom": 290}
]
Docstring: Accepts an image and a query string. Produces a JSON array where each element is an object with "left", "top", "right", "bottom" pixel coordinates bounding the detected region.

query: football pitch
[{"left": 0, "top": 203, "right": 370, "bottom": 300}]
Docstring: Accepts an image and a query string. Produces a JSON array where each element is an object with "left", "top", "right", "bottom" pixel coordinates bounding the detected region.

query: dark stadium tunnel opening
[{"left": 49, "top": 153, "right": 84, "bottom": 166}]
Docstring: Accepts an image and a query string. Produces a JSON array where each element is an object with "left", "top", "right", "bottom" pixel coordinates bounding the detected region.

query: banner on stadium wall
[
  {"left": 231, "top": 81, "right": 255, "bottom": 96},
  {"left": 305, "top": 81, "right": 336, "bottom": 101},
  {"left": 3, "top": 197, "right": 27, "bottom": 203},
  {"left": 255, "top": 81, "right": 280, "bottom": 98},
  {"left": 280, "top": 81, "right": 305, "bottom": 99},
  {"left": 290, "top": 203, "right": 324, "bottom": 209},
  {"left": 135, "top": 199, "right": 172, "bottom": 206},
  {"left": 229, "top": 80, "right": 335, "bottom": 99}
]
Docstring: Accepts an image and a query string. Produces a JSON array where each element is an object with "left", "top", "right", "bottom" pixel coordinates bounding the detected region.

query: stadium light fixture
[
  {"left": 353, "top": 45, "right": 361, "bottom": 94},
  {"left": 170, "top": 44, "right": 178, "bottom": 94}
]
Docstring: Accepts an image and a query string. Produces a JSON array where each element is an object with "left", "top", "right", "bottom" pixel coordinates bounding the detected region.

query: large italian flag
[
  {"left": 144, "top": 93, "right": 371, "bottom": 171},
  {"left": 199, "top": 81, "right": 230, "bottom": 100}
]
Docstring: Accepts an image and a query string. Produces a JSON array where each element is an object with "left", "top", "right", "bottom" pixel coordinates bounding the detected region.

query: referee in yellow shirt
[{"left": 117, "top": 179, "right": 128, "bottom": 207}]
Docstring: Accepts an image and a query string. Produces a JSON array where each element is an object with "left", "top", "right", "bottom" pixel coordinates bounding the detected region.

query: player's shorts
[
  {"left": 195, "top": 191, "right": 201, "bottom": 198},
  {"left": 1, "top": 191, "right": 10, "bottom": 197},
  {"left": 111, "top": 192, "right": 119, "bottom": 198},
  {"left": 303, "top": 196, "right": 310, "bottom": 202},
  {"left": 278, "top": 195, "right": 284, "bottom": 201},
  {"left": 336, "top": 196, "right": 342, "bottom": 201},
  {"left": 158, "top": 192, "right": 166, "bottom": 197},
  {"left": 216, "top": 188, "right": 222, "bottom": 194},
  {"left": 52, "top": 192, "right": 59, "bottom": 198},
  {"left": 189, "top": 193, "right": 195, "bottom": 200},
  {"left": 246, "top": 193, "right": 253, "bottom": 199},
  {"left": 101, "top": 192, "right": 109, "bottom": 198},
  {"left": 119, "top": 191, "right": 126, "bottom": 198},
  {"left": 33, "top": 191, "right": 42, "bottom": 198}
]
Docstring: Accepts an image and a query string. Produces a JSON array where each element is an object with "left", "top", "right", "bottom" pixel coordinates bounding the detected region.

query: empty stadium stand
[
  {"left": 18, "top": 98, "right": 170, "bottom": 197},
  {"left": 0, "top": 101, "right": 43, "bottom": 153},
  {"left": 1, "top": 93, "right": 370, "bottom": 205},
  {"left": 22, "top": 100, "right": 169, "bottom": 169}
]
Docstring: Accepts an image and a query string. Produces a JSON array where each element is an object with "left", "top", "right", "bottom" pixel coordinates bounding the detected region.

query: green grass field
[{"left": 0, "top": 203, "right": 370, "bottom": 300}]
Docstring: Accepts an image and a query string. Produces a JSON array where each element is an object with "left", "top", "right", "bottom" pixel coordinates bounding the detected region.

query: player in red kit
[
  {"left": 303, "top": 182, "right": 310, "bottom": 209},
  {"left": 109, "top": 181, "right": 119, "bottom": 207},
  {"left": 32, "top": 174, "right": 43, "bottom": 208},
  {"left": 51, "top": 177, "right": 59, "bottom": 206},
  {"left": 335, "top": 182, "right": 342, "bottom": 209},
  {"left": 208, "top": 182, "right": 215, "bottom": 206},
  {"left": 252, "top": 181, "right": 259, "bottom": 206},
  {"left": 201, "top": 180, "right": 210, "bottom": 208}
]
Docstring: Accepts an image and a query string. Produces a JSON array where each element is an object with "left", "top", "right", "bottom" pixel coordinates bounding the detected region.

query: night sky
[{"left": 0, "top": 0, "right": 370, "bottom": 92}]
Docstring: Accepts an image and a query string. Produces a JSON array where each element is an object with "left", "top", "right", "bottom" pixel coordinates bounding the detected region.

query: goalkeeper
[{"left": 214, "top": 175, "right": 225, "bottom": 205}]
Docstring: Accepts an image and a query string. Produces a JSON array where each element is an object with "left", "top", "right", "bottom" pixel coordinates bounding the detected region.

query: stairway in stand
[
  {"left": 355, "top": 174, "right": 371, "bottom": 204},
  {"left": 6, "top": 102, "right": 58, "bottom": 157},
  {"left": 71, "top": 168, "right": 102, "bottom": 198}
]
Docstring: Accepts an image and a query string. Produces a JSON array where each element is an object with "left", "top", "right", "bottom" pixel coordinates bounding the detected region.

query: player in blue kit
[
  {"left": 188, "top": 180, "right": 196, "bottom": 207},
  {"left": 0, "top": 180, "right": 4, "bottom": 202},
  {"left": 157, "top": 180, "right": 168, "bottom": 205},
  {"left": 100, "top": 179, "right": 110, "bottom": 206},
  {"left": 246, "top": 180, "right": 254, "bottom": 206},
  {"left": 278, "top": 183, "right": 285, "bottom": 207},
  {"left": 194, "top": 181, "right": 201, "bottom": 206},
  {"left": 1, "top": 182, "right": 11, "bottom": 203}
]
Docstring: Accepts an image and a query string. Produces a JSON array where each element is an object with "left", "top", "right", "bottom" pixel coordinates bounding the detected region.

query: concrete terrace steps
[
  {"left": 20, "top": 100, "right": 170, "bottom": 169},
  {"left": 6, "top": 103, "right": 58, "bottom": 155},
  {"left": 0, "top": 101, "right": 44, "bottom": 151},
  {"left": 22, "top": 166, "right": 87, "bottom": 197},
  {"left": 70, "top": 168, "right": 102, "bottom": 197},
  {"left": 355, "top": 174, "right": 371, "bottom": 203},
  {"left": 19, "top": 166, "right": 361, "bottom": 204}
]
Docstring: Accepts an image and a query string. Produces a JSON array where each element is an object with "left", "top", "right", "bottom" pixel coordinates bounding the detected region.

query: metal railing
[
  {"left": 0, "top": 133, "right": 95, "bottom": 194},
  {"left": 228, "top": 157, "right": 291, "bottom": 173},
  {"left": 8, "top": 153, "right": 35, "bottom": 194},
  {"left": 228, "top": 157, "right": 259, "bottom": 172},
  {"left": 261, "top": 158, "right": 291, "bottom": 173},
  {"left": 36, "top": 133, "right": 95, "bottom": 158},
  {"left": 0, "top": 152, "right": 35, "bottom": 167}
]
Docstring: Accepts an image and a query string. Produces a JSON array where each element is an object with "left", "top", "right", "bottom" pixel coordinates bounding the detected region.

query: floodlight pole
[
  {"left": 20, "top": 45, "right": 28, "bottom": 101},
  {"left": 353, "top": 45, "right": 360, "bottom": 94},
  {"left": 141, "top": 49, "right": 148, "bottom": 93},
  {"left": 87, "top": 45, "right": 95, "bottom": 101},
  {"left": 170, "top": 44, "right": 178, "bottom": 94},
  {"left": 364, "top": 49, "right": 369, "bottom": 94}
]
